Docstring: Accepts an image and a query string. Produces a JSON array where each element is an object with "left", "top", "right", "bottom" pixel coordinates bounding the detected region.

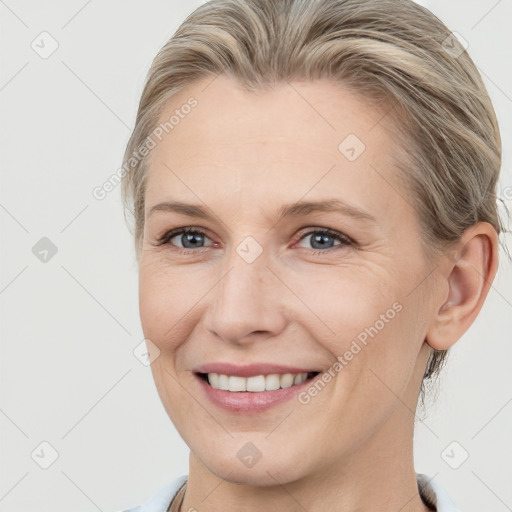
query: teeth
[{"left": 207, "top": 372, "right": 310, "bottom": 392}]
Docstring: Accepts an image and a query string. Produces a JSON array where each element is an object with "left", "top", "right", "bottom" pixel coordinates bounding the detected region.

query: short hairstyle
[{"left": 121, "top": 0, "right": 510, "bottom": 400}]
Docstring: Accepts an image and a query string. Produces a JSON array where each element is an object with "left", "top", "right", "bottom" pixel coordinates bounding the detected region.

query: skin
[{"left": 138, "top": 74, "right": 498, "bottom": 512}]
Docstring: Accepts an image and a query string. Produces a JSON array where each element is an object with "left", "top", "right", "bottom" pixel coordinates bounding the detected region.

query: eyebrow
[{"left": 147, "top": 199, "right": 377, "bottom": 223}]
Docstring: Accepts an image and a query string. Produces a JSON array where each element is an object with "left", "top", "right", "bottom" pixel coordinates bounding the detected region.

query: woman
[{"left": 119, "top": 0, "right": 508, "bottom": 510}]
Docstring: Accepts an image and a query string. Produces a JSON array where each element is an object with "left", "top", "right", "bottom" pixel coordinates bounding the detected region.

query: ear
[{"left": 425, "top": 222, "right": 499, "bottom": 351}]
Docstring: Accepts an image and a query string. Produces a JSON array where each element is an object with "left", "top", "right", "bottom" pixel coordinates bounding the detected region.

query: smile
[
  {"left": 194, "top": 371, "right": 322, "bottom": 413},
  {"left": 199, "top": 372, "right": 320, "bottom": 392}
]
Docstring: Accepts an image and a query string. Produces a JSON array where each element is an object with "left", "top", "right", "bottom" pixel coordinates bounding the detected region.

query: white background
[{"left": 1, "top": 1, "right": 511, "bottom": 511}]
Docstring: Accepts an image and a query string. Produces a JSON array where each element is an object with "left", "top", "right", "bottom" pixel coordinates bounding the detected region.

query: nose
[{"left": 203, "top": 248, "right": 287, "bottom": 345}]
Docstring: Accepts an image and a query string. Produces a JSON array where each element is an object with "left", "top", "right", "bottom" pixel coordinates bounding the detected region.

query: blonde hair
[{"left": 121, "top": 0, "right": 509, "bottom": 394}]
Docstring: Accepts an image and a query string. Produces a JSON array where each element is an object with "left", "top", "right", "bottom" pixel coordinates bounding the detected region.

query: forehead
[{"left": 144, "top": 74, "right": 407, "bottom": 221}]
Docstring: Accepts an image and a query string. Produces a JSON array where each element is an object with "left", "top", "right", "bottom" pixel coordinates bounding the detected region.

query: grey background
[{"left": 1, "top": 1, "right": 511, "bottom": 511}]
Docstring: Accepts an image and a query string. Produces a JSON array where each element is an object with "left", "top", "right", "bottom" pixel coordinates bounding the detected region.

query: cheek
[
  {"left": 298, "top": 271, "right": 420, "bottom": 396},
  {"left": 332, "top": 295, "right": 426, "bottom": 423},
  {"left": 292, "top": 270, "right": 396, "bottom": 346},
  {"left": 138, "top": 262, "right": 202, "bottom": 348}
]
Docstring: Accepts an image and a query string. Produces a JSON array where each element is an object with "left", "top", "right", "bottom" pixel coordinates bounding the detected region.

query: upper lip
[{"left": 193, "top": 362, "right": 321, "bottom": 377}]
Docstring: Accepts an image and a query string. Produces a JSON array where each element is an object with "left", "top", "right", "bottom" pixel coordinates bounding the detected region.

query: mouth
[
  {"left": 193, "top": 364, "right": 326, "bottom": 413},
  {"left": 196, "top": 371, "right": 321, "bottom": 392}
]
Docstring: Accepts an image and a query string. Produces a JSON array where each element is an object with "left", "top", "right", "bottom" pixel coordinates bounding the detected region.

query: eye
[
  {"left": 155, "top": 227, "right": 215, "bottom": 251},
  {"left": 154, "top": 226, "right": 353, "bottom": 254},
  {"left": 295, "top": 228, "right": 353, "bottom": 252}
]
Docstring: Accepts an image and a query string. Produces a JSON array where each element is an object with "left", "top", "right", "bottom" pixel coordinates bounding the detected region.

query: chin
[
  {"left": 199, "top": 448, "right": 309, "bottom": 487},
  {"left": 215, "top": 465, "right": 298, "bottom": 487}
]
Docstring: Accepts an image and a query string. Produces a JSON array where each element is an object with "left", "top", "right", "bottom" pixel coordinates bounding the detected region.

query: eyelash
[{"left": 154, "top": 226, "right": 354, "bottom": 255}]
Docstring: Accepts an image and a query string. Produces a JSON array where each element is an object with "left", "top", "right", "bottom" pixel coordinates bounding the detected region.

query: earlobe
[{"left": 425, "top": 222, "right": 499, "bottom": 351}]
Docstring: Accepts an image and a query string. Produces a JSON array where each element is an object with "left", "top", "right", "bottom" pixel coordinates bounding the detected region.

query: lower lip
[{"left": 195, "top": 373, "right": 320, "bottom": 414}]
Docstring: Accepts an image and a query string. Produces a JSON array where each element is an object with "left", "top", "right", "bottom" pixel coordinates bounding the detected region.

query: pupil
[
  {"left": 312, "top": 233, "right": 333, "bottom": 249},
  {"left": 183, "top": 232, "right": 203, "bottom": 248}
]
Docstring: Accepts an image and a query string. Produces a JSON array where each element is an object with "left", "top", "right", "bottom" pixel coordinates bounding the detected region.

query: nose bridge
[{"left": 204, "top": 239, "right": 286, "bottom": 343}]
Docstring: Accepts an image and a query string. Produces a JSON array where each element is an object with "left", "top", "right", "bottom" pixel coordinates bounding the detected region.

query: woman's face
[{"left": 138, "top": 75, "right": 441, "bottom": 484}]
